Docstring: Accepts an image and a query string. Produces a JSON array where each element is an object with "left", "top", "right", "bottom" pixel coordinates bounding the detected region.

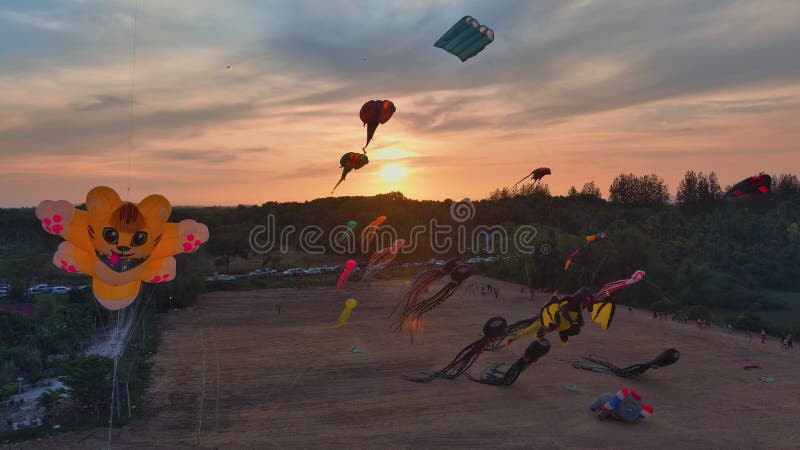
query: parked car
[
  {"left": 248, "top": 269, "right": 270, "bottom": 278},
  {"left": 466, "top": 257, "right": 482, "bottom": 264},
  {"left": 282, "top": 268, "right": 305, "bottom": 277},
  {"left": 49, "top": 286, "right": 71, "bottom": 295},
  {"left": 216, "top": 274, "right": 236, "bottom": 281},
  {"left": 304, "top": 268, "right": 323, "bottom": 275}
]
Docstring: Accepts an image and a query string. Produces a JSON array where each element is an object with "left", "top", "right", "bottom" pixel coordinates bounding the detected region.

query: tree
[
  {"left": 609, "top": 173, "right": 669, "bottom": 207},
  {"left": 518, "top": 182, "right": 550, "bottom": 196},
  {"left": 580, "top": 181, "right": 602, "bottom": 199},
  {"left": 677, "top": 171, "right": 721, "bottom": 209},
  {"left": 204, "top": 224, "right": 252, "bottom": 273},
  {"left": 58, "top": 355, "right": 113, "bottom": 419},
  {"left": 774, "top": 173, "right": 800, "bottom": 198},
  {"left": 568, "top": 186, "right": 578, "bottom": 197},
  {"left": 38, "top": 388, "right": 66, "bottom": 424},
  {"left": 676, "top": 170, "right": 699, "bottom": 205}
]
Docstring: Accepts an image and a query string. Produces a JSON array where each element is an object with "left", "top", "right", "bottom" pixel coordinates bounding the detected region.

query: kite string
[
  {"left": 109, "top": 4, "right": 138, "bottom": 448},
  {"left": 126, "top": 0, "right": 138, "bottom": 204}
]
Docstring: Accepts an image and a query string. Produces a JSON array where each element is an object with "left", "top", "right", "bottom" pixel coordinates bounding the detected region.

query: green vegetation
[{"left": 1, "top": 170, "right": 798, "bottom": 440}]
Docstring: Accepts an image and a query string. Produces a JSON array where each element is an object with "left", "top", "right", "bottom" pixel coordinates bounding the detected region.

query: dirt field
[{"left": 12, "top": 276, "right": 800, "bottom": 449}]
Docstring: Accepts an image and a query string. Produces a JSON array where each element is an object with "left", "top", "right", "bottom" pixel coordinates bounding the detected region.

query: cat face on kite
[{"left": 89, "top": 201, "right": 167, "bottom": 272}]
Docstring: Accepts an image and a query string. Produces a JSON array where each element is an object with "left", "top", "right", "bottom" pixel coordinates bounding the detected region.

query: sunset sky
[{"left": 1, "top": 0, "right": 799, "bottom": 207}]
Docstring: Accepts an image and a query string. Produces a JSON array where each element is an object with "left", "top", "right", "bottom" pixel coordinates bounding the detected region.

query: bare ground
[{"left": 11, "top": 276, "right": 800, "bottom": 449}]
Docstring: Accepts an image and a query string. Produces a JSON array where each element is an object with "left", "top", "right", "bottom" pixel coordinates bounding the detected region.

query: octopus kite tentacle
[
  {"left": 402, "top": 264, "right": 471, "bottom": 322},
  {"left": 569, "top": 348, "right": 680, "bottom": 379},
  {"left": 466, "top": 338, "right": 551, "bottom": 386},
  {"left": 403, "top": 317, "right": 508, "bottom": 383},
  {"left": 405, "top": 273, "right": 463, "bottom": 317},
  {"left": 389, "top": 258, "right": 464, "bottom": 333},
  {"left": 363, "top": 239, "right": 404, "bottom": 281},
  {"left": 486, "top": 313, "right": 541, "bottom": 351}
]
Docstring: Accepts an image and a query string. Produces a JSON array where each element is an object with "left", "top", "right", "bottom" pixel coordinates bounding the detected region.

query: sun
[{"left": 379, "top": 163, "right": 409, "bottom": 182}]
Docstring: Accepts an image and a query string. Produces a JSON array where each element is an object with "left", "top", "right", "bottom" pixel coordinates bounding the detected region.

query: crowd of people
[
  {"left": 780, "top": 333, "right": 794, "bottom": 349},
  {"left": 464, "top": 281, "right": 500, "bottom": 299},
  {"left": 651, "top": 310, "right": 689, "bottom": 323},
  {"left": 647, "top": 310, "right": 794, "bottom": 351}
]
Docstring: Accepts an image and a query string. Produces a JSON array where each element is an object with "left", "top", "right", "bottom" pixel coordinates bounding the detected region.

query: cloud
[
  {"left": 0, "top": 11, "right": 68, "bottom": 31},
  {"left": 69, "top": 94, "right": 129, "bottom": 111},
  {"left": 1, "top": 0, "right": 800, "bottom": 206}
]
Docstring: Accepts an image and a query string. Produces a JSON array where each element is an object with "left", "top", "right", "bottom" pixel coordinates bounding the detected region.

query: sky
[{"left": 1, "top": 0, "right": 799, "bottom": 207}]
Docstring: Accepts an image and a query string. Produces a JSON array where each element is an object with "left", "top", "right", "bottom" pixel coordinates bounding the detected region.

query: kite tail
[
  {"left": 403, "top": 339, "right": 484, "bottom": 383},
  {"left": 334, "top": 309, "right": 353, "bottom": 328},
  {"left": 364, "top": 122, "right": 378, "bottom": 153},
  {"left": 487, "top": 317, "right": 539, "bottom": 351},
  {"left": 467, "top": 338, "right": 551, "bottom": 386},
  {"left": 407, "top": 281, "right": 459, "bottom": 320},
  {"left": 331, "top": 177, "right": 345, "bottom": 194}
]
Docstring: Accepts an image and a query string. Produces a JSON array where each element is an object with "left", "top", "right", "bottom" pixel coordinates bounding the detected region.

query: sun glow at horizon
[{"left": 379, "top": 163, "right": 410, "bottom": 183}]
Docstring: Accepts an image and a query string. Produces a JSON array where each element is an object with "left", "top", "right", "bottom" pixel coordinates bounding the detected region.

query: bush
[
  {"left": 732, "top": 313, "right": 765, "bottom": 331},
  {"left": 650, "top": 299, "right": 676, "bottom": 313},
  {"left": 686, "top": 305, "right": 712, "bottom": 321},
  {"left": 0, "top": 382, "right": 18, "bottom": 401}
]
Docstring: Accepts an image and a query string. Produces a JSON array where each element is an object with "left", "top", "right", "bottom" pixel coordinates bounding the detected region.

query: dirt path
[{"left": 13, "top": 276, "right": 800, "bottom": 448}]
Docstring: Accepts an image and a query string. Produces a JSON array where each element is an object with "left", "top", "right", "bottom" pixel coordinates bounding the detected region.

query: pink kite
[
  {"left": 337, "top": 259, "right": 358, "bottom": 290},
  {"left": 592, "top": 270, "right": 646, "bottom": 301}
]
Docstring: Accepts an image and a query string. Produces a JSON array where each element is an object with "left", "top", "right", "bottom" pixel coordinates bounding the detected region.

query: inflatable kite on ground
[
  {"left": 564, "top": 232, "right": 607, "bottom": 271},
  {"left": 361, "top": 215, "right": 387, "bottom": 248},
  {"left": 332, "top": 152, "right": 369, "bottom": 194},
  {"left": 434, "top": 16, "right": 494, "bottom": 62},
  {"left": 512, "top": 167, "right": 551, "bottom": 189},
  {"left": 589, "top": 388, "right": 653, "bottom": 422},
  {"left": 336, "top": 259, "right": 358, "bottom": 290},
  {"left": 392, "top": 260, "right": 471, "bottom": 333},
  {"left": 363, "top": 239, "right": 404, "bottom": 280},
  {"left": 335, "top": 220, "right": 358, "bottom": 245},
  {"left": 723, "top": 174, "right": 771, "bottom": 199},
  {"left": 465, "top": 338, "right": 551, "bottom": 386},
  {"left": 360, "top": 100, "right": 395, "bottom": 152},
  {"left": 36, "top": 186, "right": 209, "bottom": 310},
  {"left": 333, "top": 298, "right": 357, "bottom": 328},
  {"left": 569, "top": 348, "right": 680, "bottom": 378},
  {"left": 403, "top": 316, "right": 507, "bottom": 383}
]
